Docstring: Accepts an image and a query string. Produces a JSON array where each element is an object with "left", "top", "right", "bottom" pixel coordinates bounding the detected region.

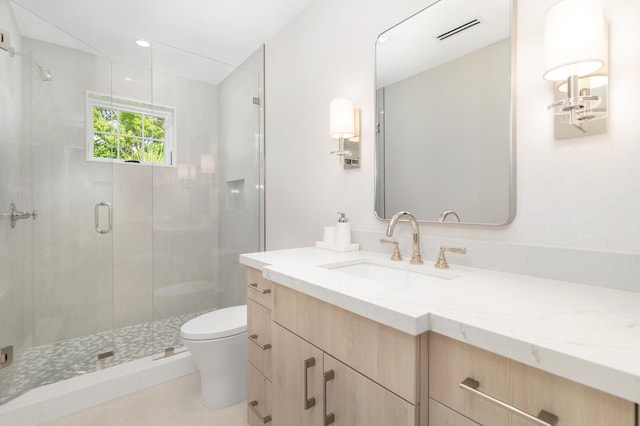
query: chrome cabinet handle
[
  {"left": 94, "top": 202, "right": 112, "bottom": 234},
  {"left": 323, "top": 369, "right": 335, "bottom": 425},
  {"left": 249, "top": 334, "right": 271, "bottom": 350},
  {"left": 460, "top": 378, "right": 558, "bottom": 426},
  {"left": 248, "top": 282, "right": 271, "bottom": 294},
  {"left": 248, "top": 400, "right": 272, "bottom": 424},
  {"left": 304, "top": 357, "right": 316, "bottom": 410}
]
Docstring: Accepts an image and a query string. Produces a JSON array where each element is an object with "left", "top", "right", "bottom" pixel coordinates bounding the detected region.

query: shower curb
[{"left": 0, "top": 351, "right": 197, "bottom": 425}]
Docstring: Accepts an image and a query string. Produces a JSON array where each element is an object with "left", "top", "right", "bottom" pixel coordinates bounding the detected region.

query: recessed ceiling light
[
  {"left": 136, "top": 39, "right": 151, "bottom": 48},
  {"left": 376, "top": 34, "right": 392, "bottom": 46}
]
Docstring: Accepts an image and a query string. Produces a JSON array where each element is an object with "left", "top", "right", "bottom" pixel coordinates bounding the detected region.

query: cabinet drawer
[
  {"left": 273, "top": 283, "right": 419, "bottom": 404},
  {"left": 429, "top": 398, "right": 481, "bottom": 426},
  {"left": 247, "top": 298, "right": 272, "bottom": 380},
  {"left": 247, "top": 363, "right": 272, "bottom": 426},
  {"left": 429, "top": 333, "right": 510, "bottom": 425},
  {"left": 247, "top": 267, "right": 273, "bottom": 309},
  {"left": 510, "top": 360, "right": 635, "bottom": 426}
]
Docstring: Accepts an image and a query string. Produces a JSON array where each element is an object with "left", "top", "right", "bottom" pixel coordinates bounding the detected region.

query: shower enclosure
[{"left": 0, "top": 2, "right": 264, "bottom": 404}]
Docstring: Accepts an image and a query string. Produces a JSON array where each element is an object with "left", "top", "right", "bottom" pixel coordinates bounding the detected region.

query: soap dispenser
[{"left": 336, "top": 212, "right": 352, "bottom": 247}]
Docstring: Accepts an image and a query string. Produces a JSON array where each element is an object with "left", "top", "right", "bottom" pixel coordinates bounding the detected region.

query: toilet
[{"left": 180, "top": 304, "right": 247, "bottom": 409}]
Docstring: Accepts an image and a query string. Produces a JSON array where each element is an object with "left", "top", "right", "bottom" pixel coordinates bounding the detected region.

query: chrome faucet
[
  {"left": 0, "top": 203, "right": 37, "bottom": 228},
  {"left": 386, "top": 211, "right": 423, "bottom": 265},
  {"left": 438, "top": 210, "right": 461, "bottom": 223}
]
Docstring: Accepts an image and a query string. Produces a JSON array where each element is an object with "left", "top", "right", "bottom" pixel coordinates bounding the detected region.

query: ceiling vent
[{"left": 436, "top": 18, "right": 482, "bottom": 41}]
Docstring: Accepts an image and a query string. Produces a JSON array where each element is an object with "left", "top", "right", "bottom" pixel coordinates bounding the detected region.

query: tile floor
[
  {"left": 44, "top": 373, "right": 248, "bottom": 426},
  {"left": 1, "top": 309, "right": 211, "bottom": 402}
]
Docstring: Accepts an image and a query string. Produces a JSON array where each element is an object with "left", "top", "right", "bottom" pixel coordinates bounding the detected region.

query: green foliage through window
[{"left": 88, "top": 93, "right": 174, "bottom": 165}]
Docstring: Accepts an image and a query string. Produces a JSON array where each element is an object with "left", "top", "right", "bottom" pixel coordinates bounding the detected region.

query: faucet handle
[
  {"left": 435, "top": 246, "right": 467, "bottom": 269},
  {"left": 380, "top": 238, "right": 402, "bottom": 261}
]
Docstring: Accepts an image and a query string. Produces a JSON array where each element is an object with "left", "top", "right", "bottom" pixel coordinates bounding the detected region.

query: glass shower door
[
  {"left": 29, "top": 40, "right": 118, "bottom": 391},
  {"left": 0, "top": 55, "right": 38, "bottom": 402},
  {"left": 0, "top": 38, "right": 117, "bottom": 403}
]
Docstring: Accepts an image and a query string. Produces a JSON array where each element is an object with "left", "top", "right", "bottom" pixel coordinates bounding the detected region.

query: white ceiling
[
  {"left": 10, "top": 0, "right": 316, "bottom": 83},
  {"left": 376, "top": 0, "right": 510, "bottom": 87}
]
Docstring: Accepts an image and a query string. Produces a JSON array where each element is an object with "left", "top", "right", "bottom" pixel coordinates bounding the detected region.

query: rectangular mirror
[{"left": 375, "top": 0, "right": 516, "bottom": 225}]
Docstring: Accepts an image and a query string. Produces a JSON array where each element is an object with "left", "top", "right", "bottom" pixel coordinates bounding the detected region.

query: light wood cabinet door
[
  {"left": 247, "top": 298, "right": 272, "bottom": 380},
  {"left": 429, "top": 333, "right": 510, "bottom": 426},
  {"left": 273, "top": 283, "right": 419, "bottom": 404},
  {"left": 429, "top": 398, "right": 481, "bottom": 426},
  {"left": 324, "top": 353, "right": 418, "bottom": 426},
  {"left": 510, "top": 360, "right": 635, "bottom": 426},
  {"left": 273, "top": 323, "right": 324, "bottom": 426}
]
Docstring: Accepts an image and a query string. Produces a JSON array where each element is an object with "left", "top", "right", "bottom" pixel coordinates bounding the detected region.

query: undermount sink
[{"left": 323, "top": 260, "right": 456, "bottom": 286}]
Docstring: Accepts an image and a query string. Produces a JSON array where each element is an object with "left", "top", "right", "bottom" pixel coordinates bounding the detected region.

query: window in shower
[{"left": 86, "top": 92, "right": 176, "bottom": 166}]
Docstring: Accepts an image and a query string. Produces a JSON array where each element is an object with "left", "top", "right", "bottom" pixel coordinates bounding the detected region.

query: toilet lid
[{"left": 180, "top": 305, "right": 247, "bottom": 340}]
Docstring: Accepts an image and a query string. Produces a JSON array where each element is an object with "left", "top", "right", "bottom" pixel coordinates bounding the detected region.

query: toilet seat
[{"left": 180, "top": 305, "right": 247, "bottom": 340}]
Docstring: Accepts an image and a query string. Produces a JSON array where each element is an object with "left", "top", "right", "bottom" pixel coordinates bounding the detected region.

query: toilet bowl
[{"left": 180, "top": 304, "right": 247, "bottom": 409}]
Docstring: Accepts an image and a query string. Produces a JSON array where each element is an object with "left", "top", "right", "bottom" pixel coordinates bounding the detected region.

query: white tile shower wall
[
  {"left": 217, "top": 47, "right": 263, "bottom": 307},
  {"left": 20, "top": 38, "right": 220, "bottom": 340},
  {"left": 264, "top": 0, "right": 640, "bottom": 291},
  {"left": 151, "top": 66, "right": 220, "bottom": 321}
]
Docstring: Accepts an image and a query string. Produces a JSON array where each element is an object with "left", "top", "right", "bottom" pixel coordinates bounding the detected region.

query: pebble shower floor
[{"left": 0, "top": 309, "right": 211, "bottom": 403}]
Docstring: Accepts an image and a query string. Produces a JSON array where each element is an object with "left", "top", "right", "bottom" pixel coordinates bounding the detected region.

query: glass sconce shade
[
  {"left": 329, "top": 98, "right": 355, "bottom": 139},
  {"left": 543, "top": 0, "right": 605, "bottom": 81},
  {"left": 200, "top": 154, "right": 215, "bottom": 173}
]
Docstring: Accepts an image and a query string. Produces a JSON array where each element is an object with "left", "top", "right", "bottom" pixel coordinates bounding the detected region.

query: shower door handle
[{"left": 95, "top": 202, "right": 112, "bottom": 234}]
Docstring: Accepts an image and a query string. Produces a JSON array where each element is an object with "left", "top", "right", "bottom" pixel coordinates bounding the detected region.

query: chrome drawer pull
[
  {"left": 249, "top": 400, "right": 272, "bottom": 423},
  {"left": 323, "top": 369, "right": 335, "bottom": 425},
  {"left": 249, "top": 334, "right": 272, "bottom": 350},
  {"left": 248, "top": 282, "right": 271, "bottom": 294},
  {"left": 460, "top": 377, "right": 558, "bottom": 426},
  {"left": 304, "top": 357, "right": 316, "bottom": 410}
]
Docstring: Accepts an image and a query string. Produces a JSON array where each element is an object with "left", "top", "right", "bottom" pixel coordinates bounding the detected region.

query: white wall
[{"left": 265, "top": 0, "right": 640, "bottom": 260}]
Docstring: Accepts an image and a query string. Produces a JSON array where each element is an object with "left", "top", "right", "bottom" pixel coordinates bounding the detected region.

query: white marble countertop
[{"left": 240, "top": 247, "right": 640, "bottom": 403}]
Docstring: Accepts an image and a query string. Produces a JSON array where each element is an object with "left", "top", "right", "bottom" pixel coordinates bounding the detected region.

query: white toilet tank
[{"left": 180, "top": 305, "right": 247, "bottom": 409}]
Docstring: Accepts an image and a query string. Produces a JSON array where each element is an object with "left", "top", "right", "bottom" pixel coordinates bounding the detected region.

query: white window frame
[{"left": 86, "top": 91, "right": 176, "bottom": 167}]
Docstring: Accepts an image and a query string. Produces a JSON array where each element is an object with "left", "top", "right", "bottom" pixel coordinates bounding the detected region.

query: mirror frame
[{"left": 374, "top": 0, "right": 517, "bottom": 225}]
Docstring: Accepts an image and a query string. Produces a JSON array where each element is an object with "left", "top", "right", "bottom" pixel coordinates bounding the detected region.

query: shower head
[
  {"left": 38, "top": 65, "right": 52, "bottom": 82},
  {"left": 8, "top": 48, "right": 53, "bottom": 82}
]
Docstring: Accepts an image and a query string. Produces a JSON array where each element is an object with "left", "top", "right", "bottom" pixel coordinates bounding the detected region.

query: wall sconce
[
  {"left": 543, "top": 0, "right": 608, "bottom": 138},
  {"left": 329, "top": 98, "right": 360, "bottom": 169},
  {"left": 200, "top": 154, "right": 216, "bottom": 173},
  {"left": 177, "top": 164, "right": 196, "bottom": 180}
]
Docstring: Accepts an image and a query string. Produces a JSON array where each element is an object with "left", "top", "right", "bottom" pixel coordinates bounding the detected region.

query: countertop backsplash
[{"left": 352, "top": 229, "right": 640, "bottom": 293}]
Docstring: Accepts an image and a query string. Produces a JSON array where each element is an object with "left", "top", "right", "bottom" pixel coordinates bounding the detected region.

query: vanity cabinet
[
  {"left": 245, "top": 264, "right": 638, "bottom": 426},
  {"left": 246, "top": 268, "right": 274, "bottom": 424},
  {"left": 272, "top": 282, "right": 419, "bottom": 425},
  {"left": 428, "top": 332, "right": 636, "bottom": 426}
]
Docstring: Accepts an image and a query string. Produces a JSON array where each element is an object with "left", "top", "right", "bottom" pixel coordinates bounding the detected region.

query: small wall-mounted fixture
[
  {"left": 543, "top": 0, "right": 607, "bottom": 138},
  {"left": 329, "top": 98, "right": 360, "bottom": 169},
  {"left": 1, "top": 28, "right": 53, "bottom": 82},
  {"left": 200, "top": 154, "right": 216, "bottom": 173}
]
